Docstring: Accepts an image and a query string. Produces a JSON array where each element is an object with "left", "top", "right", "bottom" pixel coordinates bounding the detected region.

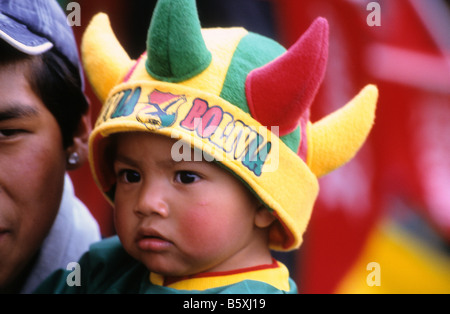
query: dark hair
[{"left": 0, "top": 40, "right": 89, "bottom": 148}]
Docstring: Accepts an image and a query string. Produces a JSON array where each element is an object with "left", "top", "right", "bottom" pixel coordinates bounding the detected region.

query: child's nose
[{"left": 134, "top": 180, "right": 169, "bottom": 218}]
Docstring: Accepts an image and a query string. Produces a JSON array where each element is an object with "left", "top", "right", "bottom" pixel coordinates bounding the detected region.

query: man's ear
[
  {"left": 255, "top": 205, "right": 276, "bottom": 229},
  {"left": 66, "top": 111, "right": 91, "bottom": 171}
]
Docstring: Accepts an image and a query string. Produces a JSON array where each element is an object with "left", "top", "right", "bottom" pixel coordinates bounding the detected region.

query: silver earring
[{"left": 68, "top": 152, "right": 80, "bottom": 165}]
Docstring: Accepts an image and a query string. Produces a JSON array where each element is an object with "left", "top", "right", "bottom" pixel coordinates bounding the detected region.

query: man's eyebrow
[{"left": 0, "top": 105, "right": 39, "bottom": 122}]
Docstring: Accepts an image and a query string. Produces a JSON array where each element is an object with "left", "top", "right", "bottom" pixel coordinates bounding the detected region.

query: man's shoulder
[
  {"left": 34, "top": 235, "right": 145, "bottom": 293},
  {"left": 78, "top": 236, "right": 145, "bottom": 292},
  {"left": 84, "top": 235, "right": 138, "bottom": 275},
  {"left": 89, "top": 235, "right": 123, "bottom": 253}
]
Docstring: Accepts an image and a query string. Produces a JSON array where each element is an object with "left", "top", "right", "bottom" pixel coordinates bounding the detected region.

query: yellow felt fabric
[
  {"left": 120, "top": 28, "right": 248, "bottom": 98},
  {"left": 81, "top": 13, "right": 134, "bottom": 102},
  {"left": 89, "top": 81, "right": 319, "bottom": 251},
  {"left": 149, "top": 260, "right": 291, "bottom": 291},
  {"left": 83, "top": 11, "right": 378, "bottom": 252},
  {"left": 307, "top": 84, "right": 378, "bottom": 178}
]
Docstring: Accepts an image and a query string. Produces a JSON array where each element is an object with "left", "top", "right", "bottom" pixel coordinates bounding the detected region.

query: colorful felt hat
[{"left": 83, "top": 0, "right": 378, "bottom": 251}]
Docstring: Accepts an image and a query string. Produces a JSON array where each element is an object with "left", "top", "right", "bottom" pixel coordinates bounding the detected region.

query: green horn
[{"left": 145, "top": 0, "right": 212, "bottom": 82}]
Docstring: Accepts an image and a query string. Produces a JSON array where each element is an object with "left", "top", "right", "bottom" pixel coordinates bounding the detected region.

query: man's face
[{"left": 0, "top": 62, "right": 67, "bottom": 291}]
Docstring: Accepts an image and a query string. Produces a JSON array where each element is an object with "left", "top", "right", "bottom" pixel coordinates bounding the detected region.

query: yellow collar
[{"left": 149, "top": 259, "right": 290, "bottom": 292}]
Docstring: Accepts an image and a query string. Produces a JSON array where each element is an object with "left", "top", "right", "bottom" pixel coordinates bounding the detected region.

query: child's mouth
[{"left": 136, "top": 230, "right": 172, "bottom": 252}]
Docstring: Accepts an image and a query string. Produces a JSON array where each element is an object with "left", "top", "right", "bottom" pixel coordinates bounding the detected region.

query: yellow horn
[
  {"left": 81, "top": 13, "right": 133, "bottom": 103},
  {"left": 307, "top": 84, "right": 378, "bottom": 178}
]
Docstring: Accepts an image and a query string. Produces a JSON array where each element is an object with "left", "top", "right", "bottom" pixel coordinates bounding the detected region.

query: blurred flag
[{"left": 274, "top": 0, "right": 450, "bottom": 293}]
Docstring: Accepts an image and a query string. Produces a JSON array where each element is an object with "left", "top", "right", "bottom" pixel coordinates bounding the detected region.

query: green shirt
[{"left": 34, "top": 236, "right": 297, "bottom": 294}]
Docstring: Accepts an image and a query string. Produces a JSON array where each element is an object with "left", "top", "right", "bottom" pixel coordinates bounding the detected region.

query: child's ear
[
  {"left": 254, "top": 205, "right": 276, "bottom": 229},
  {"left": 66, "top": 112, "right": 91, "bottom": 171}
]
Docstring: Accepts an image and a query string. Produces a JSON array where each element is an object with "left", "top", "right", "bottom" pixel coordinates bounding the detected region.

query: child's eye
[
  {"left": 118, "top": 169, "right": 141, "bottom": 183},
  {"left": 175, "top": 171, "right": 200, "bottom": 184}
]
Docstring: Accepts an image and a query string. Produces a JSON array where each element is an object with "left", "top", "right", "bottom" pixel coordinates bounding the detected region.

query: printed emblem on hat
[{"left": 137, "top": 90, "right": 186, "bottom": 130}]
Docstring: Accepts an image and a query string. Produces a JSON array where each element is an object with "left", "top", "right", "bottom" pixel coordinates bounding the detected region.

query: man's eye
[
  {"left": 175, "top": 171, "right": 200, "bottom": 184},
  {"left": 0, "top": 129, "right": 23, "bottom": 138},
  {"left": 118, "top": 169, "right": 141, "bottom": 183}
]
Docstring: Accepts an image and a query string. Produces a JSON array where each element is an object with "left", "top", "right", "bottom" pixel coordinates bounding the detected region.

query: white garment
[{"left": 20, "top": 174, "right": 101, "bottom": 293}]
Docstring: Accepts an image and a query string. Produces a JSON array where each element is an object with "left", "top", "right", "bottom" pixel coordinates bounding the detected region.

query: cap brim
[{"left": 0, "top": 13, "right": 53, "bottom": 55}]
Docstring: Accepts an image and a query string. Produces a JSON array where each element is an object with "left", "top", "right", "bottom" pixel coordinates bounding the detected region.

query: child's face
[{"left": 113, "top": 132, "right": 272, "bottom": 277}]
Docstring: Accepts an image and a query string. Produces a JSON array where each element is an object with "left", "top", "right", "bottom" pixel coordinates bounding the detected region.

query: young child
[{"left": 35, "top": 0, "right": 377, "bottom": 293}]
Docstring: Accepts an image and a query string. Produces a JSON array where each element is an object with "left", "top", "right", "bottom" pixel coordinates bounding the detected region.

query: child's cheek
[{"left": 178, "top": 205, "right": 231, "bottom": 251}]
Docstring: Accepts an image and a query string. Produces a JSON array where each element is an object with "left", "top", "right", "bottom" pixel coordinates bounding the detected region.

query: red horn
[{"left": 245, "top": 17, "right": 329, "bottom": 136}]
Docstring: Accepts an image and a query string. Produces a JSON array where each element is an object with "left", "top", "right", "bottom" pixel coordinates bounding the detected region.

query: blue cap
[{"left": 0, "top": 0, "right": 83, "bottom": 86}]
